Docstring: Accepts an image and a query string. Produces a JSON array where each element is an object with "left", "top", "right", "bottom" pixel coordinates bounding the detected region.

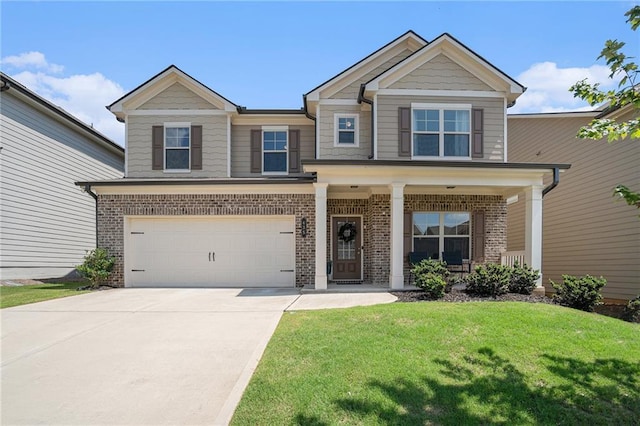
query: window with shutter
[{"left": 410, "top": 103, "right": 472, "bottom": 159}]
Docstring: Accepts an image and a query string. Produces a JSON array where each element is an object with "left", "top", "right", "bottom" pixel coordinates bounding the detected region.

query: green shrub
[
  {"left": 550, "top": 275, "right": 606, "bottom": 312},
  {"left": 508, "top": 261, "right": 540, "bottom": 295},
  {"left": 76, "top": 248, "right": 115, "bottom": 289},
  {"left": 465, "top": 263, "right": 511, "bottom": 297},
  {"left": 622, "top": 295, "right": 640, "bottom": 323},
  {"left": 412, "top": 259, "right": 450, "bottom": 299}
]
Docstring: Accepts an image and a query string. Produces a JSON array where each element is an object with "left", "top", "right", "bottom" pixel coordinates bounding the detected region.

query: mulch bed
[{"left": 391, "top": 289, "right": 639, "bottom": 323}]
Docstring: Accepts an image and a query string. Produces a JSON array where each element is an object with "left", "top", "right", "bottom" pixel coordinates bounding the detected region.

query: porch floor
[{"left": 301, "top": 283, "right": 420, "bottom": 293}]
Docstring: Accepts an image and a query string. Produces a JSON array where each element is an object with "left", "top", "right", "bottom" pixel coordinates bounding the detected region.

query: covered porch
[{"left": 303, "top": 160, "right": 569, "bottom": 290}]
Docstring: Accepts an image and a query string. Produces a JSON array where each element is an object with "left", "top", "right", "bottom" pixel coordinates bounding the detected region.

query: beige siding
[
  {"left": 127, "top": 114, "right": 228, "bottom": 178},
  {"left": 0, "top": 90, "right": 123, "bottom": 279},
  {"left": 389, "top": 54, "right": 493, "bottom": 91},
  {"left": 507, "top": 114, "right": 640, "bottom": 301},
  {"left": 330, "top": 49, "right": 413, "bottom": 99},
  {"left": 139, "top": 82, "right": 217, "bottom": 110},
  {"left": 318, "top": 105, "right": 371, "bottom": 160},
  {"left": 377, "top": 95, "right": 504, "bottom": 161},
  {"left": 230, "top": 125, "right": 315, "bottom": 177}
]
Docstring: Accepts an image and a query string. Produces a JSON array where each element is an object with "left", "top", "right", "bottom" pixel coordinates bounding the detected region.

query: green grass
[
  {"left": 231, "top": 302, "right": 640, "bottom": 426},
  {"left": 0, "top": 282, "right": 91, "bottom": 308}
]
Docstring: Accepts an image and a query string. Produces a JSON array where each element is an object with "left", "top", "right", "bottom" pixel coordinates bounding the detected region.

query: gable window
[
  {"left": 413, "top": 212, "right": 470, "bottom": 260},
  {"left": 165, "top": 123, "right": 190, "bottom": 170},
  {"left": 412, "top": 103, "right": 470, "bottom": 158},
  {"left": 334, "top": 114, "right": 359, "bottom": 146},
  {"left": 263, "top": 126, "right": 288, "bottom": 174}
]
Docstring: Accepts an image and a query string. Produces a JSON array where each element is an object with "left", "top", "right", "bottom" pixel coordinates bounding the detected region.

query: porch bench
[{"left": 442, "top": 251, "right": 471, "bottom": 276}]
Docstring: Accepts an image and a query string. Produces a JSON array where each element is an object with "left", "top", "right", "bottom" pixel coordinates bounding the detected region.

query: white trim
[
  {"left": 261, "top": 125, "right": 289, "bottom": 131},
  {"left": 261, "top": 126, "right": 289, "bottom": 175},
  {"left": 315, "top": 105, "right": 321, "bottom": 159},
  {"left": 126, "top": 109, "right": 228, "bottom": 116},
  {"left": 330, "top": 214, "right": 364, "bottom": 281},
  {"left": 411, "top": 102, "right": 472, "bottom": 109},
  {"left": 333, "top": 113, "right": 360, "bottom": 147},
  {"left": 379, "top": 89, "right": 504, "bottom": 98},
  {"left": 507, "top": 111, "right": 599, "bottom": 119},
  {"left": 124, "top": 118, "right": 129, "bottom": 177},
  {"left": 373, "top": 93, "right": 378, "bottom": 160},
  {"left": 506, "top": 195, "right": 519, "bottom": 205},
  {"left": 227, "top": 114, "right": 231, "bottom": 177},
  {"left": 163, "top": 122, "right": 191, "bottom": 172},
  {"left": 410, "top": 105, "right": 472, "bottom": 159},
  {"left": 389, "top": 183, "right": 405, "bottom": 289},
  {"left": 314, "top": 183, "right": 329, "bottom": 289},
  {"left": 89, "top": 183, "right": 315, "bottom": 196},
  {"left": 319, "top": 99, "right": 360, "bottom": 105},
  {"left": 503, "top": 98, "right": 508, "bottom": 162}
]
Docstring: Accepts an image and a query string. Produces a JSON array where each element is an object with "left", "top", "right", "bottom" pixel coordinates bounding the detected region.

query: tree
[{"left": 570, "top": 6, "right": 640, "bottom": 210}]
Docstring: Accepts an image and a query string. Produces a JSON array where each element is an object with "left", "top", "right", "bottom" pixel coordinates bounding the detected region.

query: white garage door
[{"left": 126, "top": 216, "right": 295, "bottom": 288}]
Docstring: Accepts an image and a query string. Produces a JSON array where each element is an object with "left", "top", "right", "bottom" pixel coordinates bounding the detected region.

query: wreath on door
[{"left": 338, "top": 222, "right": 357, "bottom": 243}]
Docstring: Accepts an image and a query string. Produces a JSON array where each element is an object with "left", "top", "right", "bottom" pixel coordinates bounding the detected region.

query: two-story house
[{"left": 78, "top": 31, "right": 568, "bottom": 290}]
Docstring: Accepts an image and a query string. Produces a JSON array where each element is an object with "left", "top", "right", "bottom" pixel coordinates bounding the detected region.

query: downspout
[
  {"left": 84, "top": 184, "right": 99, "bottom": 247},
  {"left": 302, "top": 94, "right": 317, "bottom": 158},
  {"left": 542, "top": 167, "right": 559, "bottom": 198},
  {"left": 357, "top": 84, "right": 374, "bottom": 159}
]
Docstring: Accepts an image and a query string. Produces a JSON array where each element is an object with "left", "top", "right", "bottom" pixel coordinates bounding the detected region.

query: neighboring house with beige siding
[
  {"left": 0, "top": 73, "right": 124, "bottom": 280},
  {"left": 81, "top": 31, "right": 566, "bottom": 291},
  {"left": 507, "top": 108, "right": 639, "bottom": 301}
]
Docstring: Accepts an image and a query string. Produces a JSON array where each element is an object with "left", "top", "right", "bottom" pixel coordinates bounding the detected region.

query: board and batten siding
[
  {"left": 127, "top": 114, "right": 228, "bottom": 178},
  {"left": 0, "top": 90, "right": 123, "bottom": 280},
  {"left": 507, "top": 113, "right": 639, "bottom": 301},
  {"left": 318, "top": 105, "right": 371, "bottom": 160},
  {"left": 377, "top": 95, "right": 505, "bottom": 161},
  {"left": 329, "top": 48, "right": 414, "bottom": 99},
  {"left": 138, "top": 82, "right": 217, "bottom": 110},
  {"left": 230, "top": 125, "right": 315, "bottom": 177}
]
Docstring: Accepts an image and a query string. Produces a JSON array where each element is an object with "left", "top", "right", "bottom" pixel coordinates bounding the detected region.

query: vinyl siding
[
  {"left": 318, "top": 105, "right": 371, "bottom": 160},
  {"left": 230, "top": 125, "right": 315, "bottom": 177},
  {"left": 389, "top": 54, "right": 493, "bottom": 91},
  {"left": 377, "top": 95, "right": 504, "bottom": 161},
  {"left": 127, "top": 114, "right": 228, "bottom": 178},
  {"left": 0, "top": 91, "right": 123, "bottom": 280},
  {"left": 507, "top": 113, "right": 640, "bottom": 301},
  {"left": 139, "top": 82, "right": 217, "bottom": 110},
  {"left": 330, "top": 49, "right": 413, "bottom": 99}
]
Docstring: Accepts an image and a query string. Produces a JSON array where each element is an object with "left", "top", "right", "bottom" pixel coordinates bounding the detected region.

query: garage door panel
[{"left": 127, "top": 216, "right": 295, "bottom": 288}]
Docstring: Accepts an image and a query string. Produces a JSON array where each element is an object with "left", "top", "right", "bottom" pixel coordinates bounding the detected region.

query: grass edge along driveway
[
  {"left": 231, "top": 302, "right": 640, "bottom": 426},
  {"left": 0, "top": 282, "right": 91, "bottom": 309}
]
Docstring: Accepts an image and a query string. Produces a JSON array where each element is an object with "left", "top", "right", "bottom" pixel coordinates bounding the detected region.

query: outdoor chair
[
  {"left": 442, "top": 251, "right": 471, "bottom": 276},
  {"left": 407, "top": 251, "right": 432, "bottom": 285}
]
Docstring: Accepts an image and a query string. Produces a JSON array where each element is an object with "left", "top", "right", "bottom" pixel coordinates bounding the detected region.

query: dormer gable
[
  {"left": 108, "top": 65, "right": 237, "bottom": 122},
  {"left": 362, "top": 33, "right": 525, "bottom": 105}
]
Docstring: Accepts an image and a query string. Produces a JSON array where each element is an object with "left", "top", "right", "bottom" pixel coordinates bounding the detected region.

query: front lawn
[
  {"left": 231, "top": 302, "right": 640, "bottom": 425},
  {"left": 0, "top": 282, "right": 91, "bottom": 308}
]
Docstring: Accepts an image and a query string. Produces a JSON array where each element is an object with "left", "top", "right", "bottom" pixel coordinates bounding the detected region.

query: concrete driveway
[{"left": 1, "top": 288, "right": 397, "bottom": 425}]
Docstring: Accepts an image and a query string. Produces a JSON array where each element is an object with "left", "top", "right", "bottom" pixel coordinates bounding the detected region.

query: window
[
  {"left": 412, "top": 103, "right": 470, "bottom": 158},
  {"left": 334, "top": 114, "right": 359, "bottom": 146},
  {"left": 413, "top": 212, "right": 470, "bottom": 260},
  {"left": 165, "top": 123, "right": 190, "bottom": 170},
  {"left": 263, "top": 127, "right": 288, "bottom": 173}
]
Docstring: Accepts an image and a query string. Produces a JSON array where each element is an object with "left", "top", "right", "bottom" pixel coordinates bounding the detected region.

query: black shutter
[
  {"left": 472, "top": 108, "right": 484, "bottom": 158},
  {"left": 250, "top": 129, "right": 262, "bottom": 173},
  {"left": 398, "top": 107, "right": 411, "bottom": 157},
  {"left": 473, "top": 210, "right": 485, "bottom": 262},
  {"left": 152, "top": 125, "right": 164, "bottom": 170},
  {"left": 191, "top": 125, "right": 202, "bottom": 170},
  {"left": 288, "top": 129, "right": 300, "bottom": 173},
  {"left": 403, "top": 211, "right": 412, "bottom": 264}
]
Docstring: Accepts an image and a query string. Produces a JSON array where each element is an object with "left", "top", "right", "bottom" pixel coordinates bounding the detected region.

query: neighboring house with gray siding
[
  {"left": 81, "top": 31, "right": 565, "bottom": 291},
  {"left": 0, "top": 73, "right": 124, "bottom": 280},
  {"left": 507, "top": 107, "right": 639, "bottom": 302}
]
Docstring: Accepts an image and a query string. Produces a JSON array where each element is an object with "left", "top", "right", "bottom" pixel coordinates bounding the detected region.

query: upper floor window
[
  {"left": 412, "top": 103, "right": 470, "bottom": 158},
  {"left": 334, "top": 114, "right": 359, "bottom": 147},
  {"left": 263, "top": 127, "right": 288, "bottom": 174},
  {"left": 165, "top": 123, "right": 190, "bottom": 170}
]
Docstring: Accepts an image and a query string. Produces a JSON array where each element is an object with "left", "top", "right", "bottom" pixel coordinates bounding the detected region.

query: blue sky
[{"left": 2, "top": 1, "right": 638, "bottom": 146}]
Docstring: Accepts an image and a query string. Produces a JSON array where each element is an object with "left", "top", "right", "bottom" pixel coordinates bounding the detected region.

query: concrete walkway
[{"left": 1, "top": 288, "right": 396, "bottom": 425}]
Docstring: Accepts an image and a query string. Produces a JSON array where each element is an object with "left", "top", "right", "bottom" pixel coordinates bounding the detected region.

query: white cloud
[
  {"left": 509, "top": 62, "right": 620, "bottom": 114},
  {"left": 2, "top": 51, "right": 64, "bottom": 74},
  {"left": 4, "top": 54, "right": 125, "bottom": 146}
]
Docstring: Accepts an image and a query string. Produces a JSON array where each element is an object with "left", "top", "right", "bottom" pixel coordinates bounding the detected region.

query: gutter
[
  {"left": 542, "top": 167, "right": 560, "bottom": 198},
  {"left": 83, "top": 184, "right": 99, "bottom": 247},
  {"left": 302, "top": 94, "right": 318, "bottom": 159},
  {"left": 357, "top": 84, "right": 375, "bottom": 159}
]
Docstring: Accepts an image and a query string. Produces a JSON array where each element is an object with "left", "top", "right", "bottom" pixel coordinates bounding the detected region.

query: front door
[{"left": 332, "top": 216, "right": 362, "bottom": 280}]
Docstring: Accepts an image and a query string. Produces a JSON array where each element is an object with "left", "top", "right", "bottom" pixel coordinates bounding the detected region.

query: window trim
[
  {"left": 412, "top": 211, "right": 471, "bottom": 260},
  {"left": 261, "top": 125, "right": 289, "bottom": 175},
  {"left": 411, "top": 103, "right": 472, "bottom": 160},
  {"left": 334, "top": 113, "right": 360, "bottom": 147},
  {"left": 163, "top": 122, "right": 191, "bottom": 172}
]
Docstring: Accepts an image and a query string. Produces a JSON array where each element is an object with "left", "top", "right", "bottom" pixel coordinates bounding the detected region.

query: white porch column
[
  {"left": 524, "top": 185, "right": 544, "bottom": 287},
  {"left": 314, "top": 183, "right": 328, "bottom": 290},
  {"left": 389, "top": 183, "right": 405, "bottom": 289}
]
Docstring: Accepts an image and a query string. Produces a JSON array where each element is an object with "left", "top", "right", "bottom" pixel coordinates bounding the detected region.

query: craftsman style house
[{"left": 79, "top": 31, "right": 567, "bottom": 290}]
